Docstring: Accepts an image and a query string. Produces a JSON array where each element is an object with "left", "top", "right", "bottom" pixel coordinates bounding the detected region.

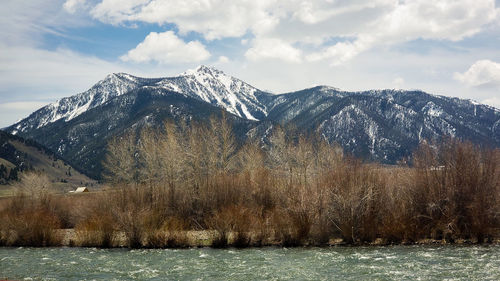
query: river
[{"left": 1, "top": 245, "right": 499, "bottom": 280}]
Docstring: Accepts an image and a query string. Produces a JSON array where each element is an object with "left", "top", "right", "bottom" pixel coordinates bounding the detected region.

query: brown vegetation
[
  {"left": 1, "top": 116, "right": 499, "bottom": 247},
  {"left": 0, "top": 172, "right": 62, "bottom": 246}
]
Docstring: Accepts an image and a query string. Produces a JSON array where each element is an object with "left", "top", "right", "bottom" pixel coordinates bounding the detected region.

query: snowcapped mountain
[
  {"left": 5, "top": 66, "right": 500, "bottom": 178},
  {"left": 266, "top": 87, "right": 500, "bottom": 161},
  {"left": 10, "top": 66, "right": 270, "bottom": 135},
  {"left": 157, "top": 65, "right": 269, "bottom": 120},
  {"left": 10, "top": 73, "right": 155, "bottom": 134}
]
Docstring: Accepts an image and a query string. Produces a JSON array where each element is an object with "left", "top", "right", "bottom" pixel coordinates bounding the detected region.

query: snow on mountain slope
[
  {"left": 156, "top": 65, "right": 268, "bottom": 120},
  {"left": 11, "top": 73, "right": 149, "bottom": 134},
  {"left": 318, "top": 104, "right": 395, "bottom": 158},
  {"left": 10, "top": 66, "right": 271, "bottom": 134}
]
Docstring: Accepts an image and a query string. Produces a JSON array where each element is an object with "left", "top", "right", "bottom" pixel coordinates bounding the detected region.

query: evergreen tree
[
  {"left": 0, "top": 164, "right": 6, "bottom": 179},
  {"left": 8, "top": 167, "right": 19, "bottom": 181}
]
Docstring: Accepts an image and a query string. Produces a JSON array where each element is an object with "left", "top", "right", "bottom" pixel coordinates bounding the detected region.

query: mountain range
[{"left": 5, "top": 65, "right": 500, "bottom": 179}]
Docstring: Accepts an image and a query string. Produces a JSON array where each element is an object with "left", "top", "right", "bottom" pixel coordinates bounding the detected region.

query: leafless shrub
[
  {"left": 324, "top": 159, "right": 384, "bottom": 243},
  {"left": 206, "top": 205, "right": 253, "bottom": 247},
  {"left": 143, "top": 216, "right": 190, "bottom": 248},
  {"left": 5, "top": 209, "right": 62, "bottom": 246},
  {"left": 412, "top": 139, "right": 500, "bottom": 242},
  {"left": 74, "top": 212, "right": 116, "bottom": 247}
]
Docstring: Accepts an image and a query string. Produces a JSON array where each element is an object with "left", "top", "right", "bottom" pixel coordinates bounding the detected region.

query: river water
[{"left": 1, "top": 245, "right": 499, "bottom": 280}]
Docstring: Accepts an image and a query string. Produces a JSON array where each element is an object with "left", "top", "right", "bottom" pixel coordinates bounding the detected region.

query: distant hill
[
  {"left": 5, "top": 66, "right": 500, "bottom": 179},
  {"left": 0, "top": 130, "right": 96, "bottom": 192}
]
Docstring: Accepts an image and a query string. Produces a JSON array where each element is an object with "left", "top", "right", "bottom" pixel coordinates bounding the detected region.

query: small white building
[{"left": 70, "top": 186, "right": 89, "bottom": 193}]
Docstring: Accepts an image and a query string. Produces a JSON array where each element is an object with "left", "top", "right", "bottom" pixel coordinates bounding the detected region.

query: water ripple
[{"left": 0, "top": 246, "right": 499, "bottom": 280}]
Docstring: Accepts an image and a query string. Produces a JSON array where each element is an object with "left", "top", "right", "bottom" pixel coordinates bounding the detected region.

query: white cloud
[
  {"left": 306, "top": 36, "right": 374, "bottom": 65},
  {"left": 1, "top": 0, "right": 89, "bottom": 46},
  {"left": 79, "top": 0, "right": 500, "bottom": 64},
  {"left": 306, "top": 0, "right": 499, "bottom": 64},
  {"left": 0, "top": 45, "right": 124, "bottom": 96},
  {"left": 454, "top": 59, "right": 500, "bottom": 87},
  {"left": 245, "top": 38, "right": 302, "bottom": 63},
  {"left": 63, "top": 0, "right": 88, "bottom": 14},
  {"left": 217, "top": 56, "right": 230, "bottom": 64},
  {"left": 235, "top": 43, "right": 500, "bottom": 101},
  {"left": 121, "top": 31, "right": 210, "bottom": 64},
  {"left": 292, "top": 0, "right": 390, "bottom": 25},
  {"left": 90, "top": 0, "right": 280, "bottom": 40}
]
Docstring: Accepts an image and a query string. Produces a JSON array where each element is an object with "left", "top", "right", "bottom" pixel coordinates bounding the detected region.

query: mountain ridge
[
  {"left": 10, "top": 66, "right": 500, "bottom": 135},
  {"left": 10, "top": 65, "right": 271, "bottom": 135},
  {"left": 6, "top": 66, "right": 500, "bottom": 179}
]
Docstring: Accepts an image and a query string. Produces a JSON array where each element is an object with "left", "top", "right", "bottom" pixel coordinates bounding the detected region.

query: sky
[{"left": 1, "top": 0, "right": 500, "bottom": 128}]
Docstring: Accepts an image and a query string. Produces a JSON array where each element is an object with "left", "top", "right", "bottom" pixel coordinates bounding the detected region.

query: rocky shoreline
[{"left": 50, "top": 229, "right": 500, "bottom": 248}]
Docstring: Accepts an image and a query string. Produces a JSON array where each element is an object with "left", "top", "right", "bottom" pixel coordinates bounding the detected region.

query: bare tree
[
  {"left": 295, "top": 135, "right": 314, "bottom": 187},
  {"left": 102, "top": 131, "right": 138, "bottom": 185},
  {"left": 238, "top": 136, "right": 265, "bottom": 184},
  {"left": 138, "top": 127, "right": 163, "bottom": 187},
  {"left": 159, "top": 121, "right": 186, "bottom": 209},
  {"left": 268, "top": 125, "right": 293, "bottom": 185},
  {"left": 17, "top": 171, "right": 52, "bottom": 208},
  {"left": 208, "top": 113, "right": 236, "bottom": 174}
]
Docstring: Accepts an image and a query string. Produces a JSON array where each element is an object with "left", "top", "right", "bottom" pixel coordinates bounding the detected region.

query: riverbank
[
  {"left": 64, "top": 230, "right": 500, "bottom": 248},
  {"left": 2, "top": 229, "right": 498, "bottom": 248}
]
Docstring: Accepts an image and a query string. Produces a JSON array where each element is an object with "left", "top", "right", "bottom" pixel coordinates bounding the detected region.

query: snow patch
[{"left": 422, "top": 102, "right": 443, "bottom": 117}]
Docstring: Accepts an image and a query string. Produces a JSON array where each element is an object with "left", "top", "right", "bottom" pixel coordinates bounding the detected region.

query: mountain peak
[
  {"left": 104, "top": 72, "right": 139, "bottom": 83},
  {"left": 169, "top": 65, "right": 267, "bottom": 120},
  {"left": 196, "top": 64, "right": 217, "bottom": 72},
  {"left": 316, "top": 85, "right": 341, "bottom": 92},
  {"left": 180, "top": 65, "right": 224, "bottom": 77}
]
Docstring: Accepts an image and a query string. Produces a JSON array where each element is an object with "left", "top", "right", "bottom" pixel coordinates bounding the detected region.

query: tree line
[{"left": 0, "top": 115, "right": 499, "bottom": 247}]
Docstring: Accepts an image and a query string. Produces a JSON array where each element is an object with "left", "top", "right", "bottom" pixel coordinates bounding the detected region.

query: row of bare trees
[
  {"left": 1, "top": 115, "right": 499, "bottom": 247},
  {"left": 96, "top": 115, "right": 499, "bottom": 246}
]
